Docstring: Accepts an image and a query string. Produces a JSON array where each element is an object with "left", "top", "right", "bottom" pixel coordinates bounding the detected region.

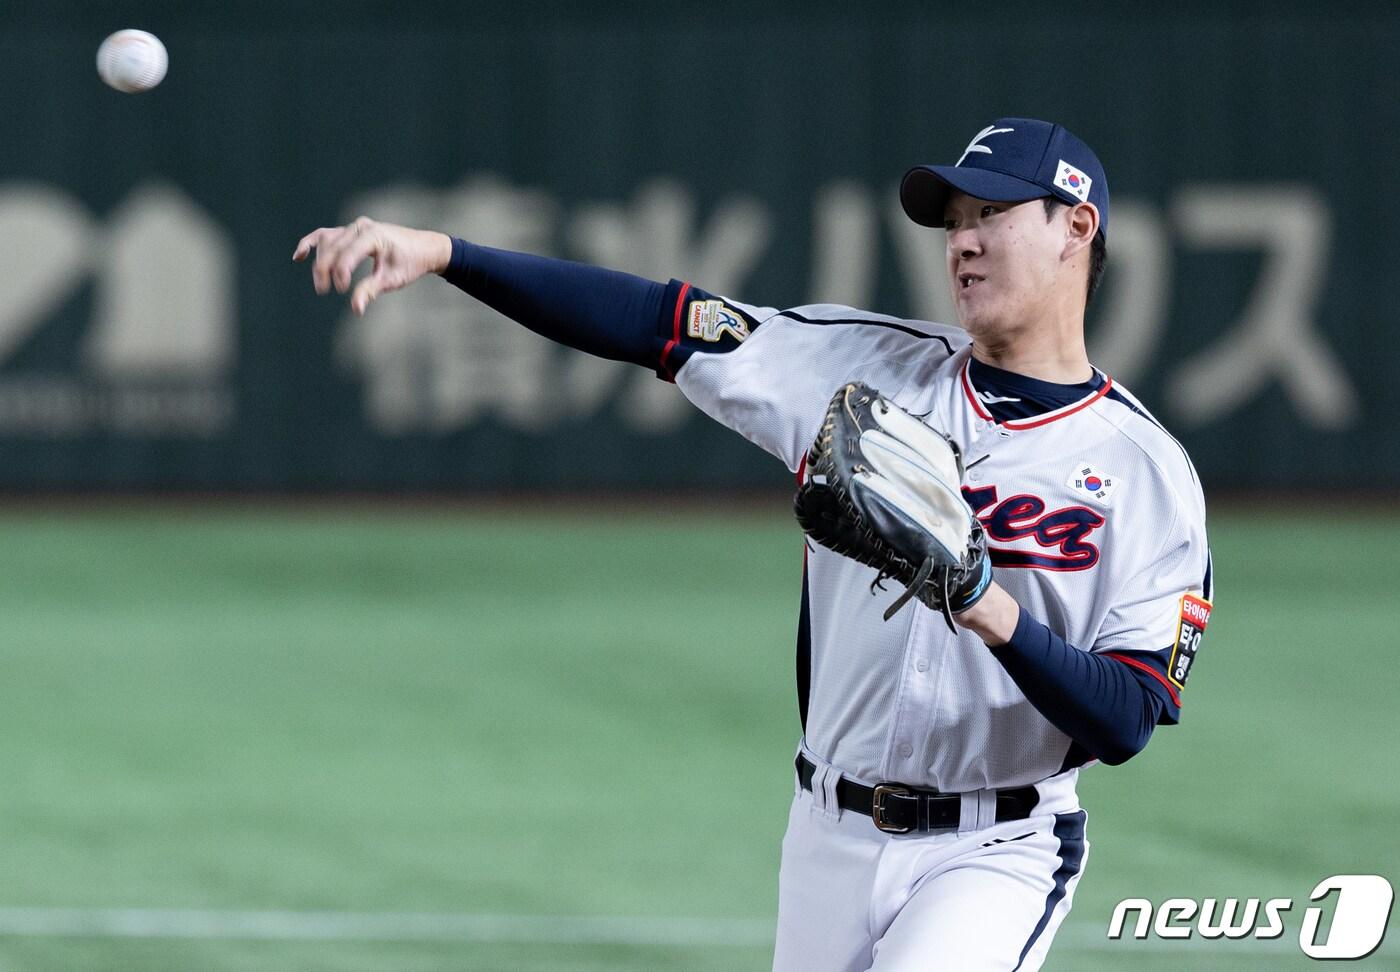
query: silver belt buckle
[{"left": 871, "top": 784, "right": 913, "bottom": 834}]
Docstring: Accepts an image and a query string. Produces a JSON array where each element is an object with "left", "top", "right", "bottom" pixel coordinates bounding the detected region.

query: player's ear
[{"left": 1063, "top": 202, "right": 1098, "bottom": 259}]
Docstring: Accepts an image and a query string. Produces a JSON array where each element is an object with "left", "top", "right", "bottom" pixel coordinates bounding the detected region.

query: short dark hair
[{"left": 1043, "top": 198, "right": 1107, "bottom": 306}]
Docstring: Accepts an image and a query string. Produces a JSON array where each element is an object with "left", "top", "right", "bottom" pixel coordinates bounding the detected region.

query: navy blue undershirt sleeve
[
  {"left": 989, "top": 609, "right": 1166, "bottom": 766},
  {"left": 441, "top": 238, "right": 666, "bottom": 369}
]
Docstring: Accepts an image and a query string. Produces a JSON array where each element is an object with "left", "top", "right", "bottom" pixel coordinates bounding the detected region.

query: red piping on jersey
[
  {"left": 962, "top": 363, "right": 996, "bottom": 420},
  {"left": 960, "top": 360, "right": 1114, "bottom": 430},
  {"left": 1103, "top": 652, "right": 1182, "bottom": 707},
  {"left": 658, "top": 282, "right": 691, "bottom": 382}
]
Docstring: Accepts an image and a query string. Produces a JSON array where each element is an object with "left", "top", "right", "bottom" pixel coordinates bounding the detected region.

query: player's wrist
[
  {"left": 955, "top": 582, "right": 1020, "bottom": 647},
  {"left": 426, "top": 231, "right": 454, "bottom": 276}
]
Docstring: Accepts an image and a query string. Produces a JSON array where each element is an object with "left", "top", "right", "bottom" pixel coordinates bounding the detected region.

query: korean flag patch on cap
[{"left": 1056, "top": 160, "right": 1093, "bottom": 202}]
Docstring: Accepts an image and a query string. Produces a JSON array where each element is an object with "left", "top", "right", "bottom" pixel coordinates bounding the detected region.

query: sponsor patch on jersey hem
[
  {"left": 686, "top": 300, "right": 749, "bottom": 343},
  {"left": 1168, "top": 593, "right": 1211, "bottom": 690}
]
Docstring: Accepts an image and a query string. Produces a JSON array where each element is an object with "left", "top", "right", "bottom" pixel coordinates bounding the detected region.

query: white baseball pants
[{"left": 771, "top": 778, "right": 1088, "bottom": 971}]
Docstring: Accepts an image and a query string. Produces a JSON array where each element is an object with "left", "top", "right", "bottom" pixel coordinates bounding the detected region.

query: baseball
[{"left": 96, "top": 29, "right": 168, "bottom": 93}]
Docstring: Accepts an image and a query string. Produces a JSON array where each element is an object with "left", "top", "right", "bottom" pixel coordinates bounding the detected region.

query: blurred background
[{"left": 0, "top": 1, "right": 1396, "bottom": 970}]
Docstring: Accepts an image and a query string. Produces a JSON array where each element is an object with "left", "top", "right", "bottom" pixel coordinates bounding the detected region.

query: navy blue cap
[{"left": 900, "top": 118, "right": 1109, "bottom": 239}]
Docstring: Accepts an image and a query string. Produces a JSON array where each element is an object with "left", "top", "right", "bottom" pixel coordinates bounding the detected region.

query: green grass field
[{"left": 0, "top": 504, "right": 1395, "bottom": 971}]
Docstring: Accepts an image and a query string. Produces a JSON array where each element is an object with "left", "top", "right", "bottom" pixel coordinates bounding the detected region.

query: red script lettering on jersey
[{"left": 961, "top": 484, "right": 1104, "bottom": 571}]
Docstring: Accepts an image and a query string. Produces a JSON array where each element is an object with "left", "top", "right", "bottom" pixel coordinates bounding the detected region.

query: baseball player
[{"left": 295, "top": 117, "right": 1212, "bottom": 971}]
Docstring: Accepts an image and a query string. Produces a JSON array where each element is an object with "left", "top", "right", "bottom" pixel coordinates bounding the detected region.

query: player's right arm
[{"left": 295, "top": 217, "right": 965, "bottom": 471}]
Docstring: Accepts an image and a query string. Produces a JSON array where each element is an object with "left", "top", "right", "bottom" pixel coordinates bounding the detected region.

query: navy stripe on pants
[{"left": 1013, "top": 810, "right": 1088, "bottom": 971}]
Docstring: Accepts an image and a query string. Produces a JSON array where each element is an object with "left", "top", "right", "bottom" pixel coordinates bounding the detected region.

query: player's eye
[
  {"left": 980, "top": 205, "right": 1000, "bottom": 218},
  {"left": 942, "top": 219, "right": 958, "bottom": 231}
]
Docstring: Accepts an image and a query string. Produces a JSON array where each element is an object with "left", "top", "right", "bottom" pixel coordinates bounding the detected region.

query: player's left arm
[
  {"left": 958, "top": 496, "right": 1211, "bottom": 766},
  {"left": 958, "top": 587, "right": 1167, "bottom": 765}
]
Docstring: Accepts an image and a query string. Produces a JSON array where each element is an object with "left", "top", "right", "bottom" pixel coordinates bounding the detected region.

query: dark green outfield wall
[{"left": 1, "top": 2, "right": 1395, "bottom": 490}]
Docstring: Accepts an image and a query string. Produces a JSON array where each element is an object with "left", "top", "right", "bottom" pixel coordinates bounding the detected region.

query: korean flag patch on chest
[{"left": 1066, "top": 461, "right": 1118, "bottom": 506}]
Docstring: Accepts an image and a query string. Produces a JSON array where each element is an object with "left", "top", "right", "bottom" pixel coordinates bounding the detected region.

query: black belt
[{"left": 797, "top": 753, "right": 1039, "bottom": 834}]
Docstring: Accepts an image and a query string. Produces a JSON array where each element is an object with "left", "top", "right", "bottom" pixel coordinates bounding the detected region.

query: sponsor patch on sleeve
[
  {"left": 687, "top": 300, "right": 750, "bottom": 343},
  {"left": 1168, "top": 593, "right": 1212, "bottom": 690}
]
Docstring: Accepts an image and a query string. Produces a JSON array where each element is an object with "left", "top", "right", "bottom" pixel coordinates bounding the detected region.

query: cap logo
[
  {"left": 956, "top": 125, "right": 1015, "bottom": 167},
  {"left": 1056, "top": 160, "right": 1092, "bottom": 202}
]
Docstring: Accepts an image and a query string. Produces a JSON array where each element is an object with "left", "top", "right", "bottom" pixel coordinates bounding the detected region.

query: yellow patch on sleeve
[{"left": 1168, "top": 593, "right": 1212, "bottom": 690}]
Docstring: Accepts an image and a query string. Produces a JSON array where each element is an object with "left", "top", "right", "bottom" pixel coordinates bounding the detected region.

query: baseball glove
[{"left": 794, "top": 382, "right": 991, "bottom": 629}]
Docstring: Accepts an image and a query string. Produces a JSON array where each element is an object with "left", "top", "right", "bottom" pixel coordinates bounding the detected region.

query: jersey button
[
  {"left": 915, "top": 658, "right": 929, "bottom": 672},
  {"left": 898, "top": 743, "right": 914, "bottom": 758}
]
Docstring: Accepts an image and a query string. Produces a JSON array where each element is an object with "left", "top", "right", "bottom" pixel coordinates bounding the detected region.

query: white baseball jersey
[{"left": 659, "top": 283, "right": 1212, "bottom": 795}]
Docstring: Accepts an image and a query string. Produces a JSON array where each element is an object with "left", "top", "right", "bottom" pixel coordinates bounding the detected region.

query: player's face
[{"left": 942, "top": 192, "right": 1067, "bottom": 336}]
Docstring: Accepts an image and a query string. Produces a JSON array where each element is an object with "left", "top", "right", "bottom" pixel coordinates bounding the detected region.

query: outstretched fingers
[
  {"left": 297, "top": 217, "right": 421, "bottom": 312},
  {"left": 291, "top": 228, "right": 332, "bottom": 263},
  {"left": 350, "top": 256, "right": 391, "bottom": 315},
  {"left": 333, "top": 221, "right": 388, "bottom": 294},
  {"left": 294, "top": 225, "right": 352, "bottom": 294},
  {"left": 291, "top": 219, "right": 371, "bottom": 294},
  {"left": 295, "top": 227, "right": 355, "bottom": 294}
]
